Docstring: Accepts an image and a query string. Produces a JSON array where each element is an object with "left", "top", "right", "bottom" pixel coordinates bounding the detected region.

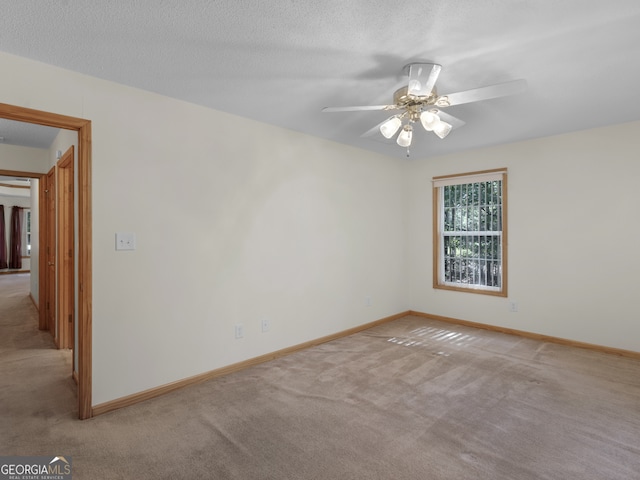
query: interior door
[
  {"left": 57, "top": 147, "right": 74, "bottom": 350},
  {"left": 45, "top": 166, "right": 56, "bottom": 341}
]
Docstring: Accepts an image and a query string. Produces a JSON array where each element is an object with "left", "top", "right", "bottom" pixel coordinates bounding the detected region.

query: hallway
[{"left": 0, "top": 273, "right": 76, "bottom": 452}]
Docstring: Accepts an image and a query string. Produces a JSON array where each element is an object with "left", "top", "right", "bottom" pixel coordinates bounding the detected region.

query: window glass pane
[
  {"left": 22, "top": 209, "right": 31, "bottom": 256},
  {"left": 436, "top": 173, "right": 505, "bottom": 293}
]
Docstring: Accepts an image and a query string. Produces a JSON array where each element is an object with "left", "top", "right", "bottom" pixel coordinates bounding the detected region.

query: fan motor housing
[{"left": 393, "top": 85, "right": 438, "bottom": 108}]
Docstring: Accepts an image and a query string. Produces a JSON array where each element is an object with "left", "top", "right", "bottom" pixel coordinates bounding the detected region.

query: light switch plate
[{"left": 115, "top": 232, "right": 136, "bottom": 251}]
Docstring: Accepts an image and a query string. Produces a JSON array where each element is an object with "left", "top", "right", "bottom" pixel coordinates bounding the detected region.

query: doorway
[{"left": 0, "top": 103, "right": 92, "bottom": 420}]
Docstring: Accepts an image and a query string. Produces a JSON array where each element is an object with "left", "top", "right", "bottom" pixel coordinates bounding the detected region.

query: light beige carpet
[{"left": 2, "top": 274, "right": 640, "bottom": 479}]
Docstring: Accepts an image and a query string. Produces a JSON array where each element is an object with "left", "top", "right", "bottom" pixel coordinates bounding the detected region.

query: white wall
[
  {"left": 0, "top": 51, "right": 408, "bottom": 405},
  {"left": 406, "top": 120, "right": 640, "bottom": 352},
  {"left": 0, "top": 143, "right": 49, "bottom": 173},
  {"left": 2, "top": 49, "right": 638, "bottom": 408}
]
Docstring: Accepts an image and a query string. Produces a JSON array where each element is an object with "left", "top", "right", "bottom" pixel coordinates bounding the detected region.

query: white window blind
[{"left": 433, "top": 169, "right": 507, "bottom": 295}]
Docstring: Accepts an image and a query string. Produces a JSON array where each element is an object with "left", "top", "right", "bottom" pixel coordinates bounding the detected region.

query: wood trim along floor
[
  {"left": 92, "top": 309, "right": 640, "bottom": 417},
  {"left": 29, "top": 293, "right": 38, "bottom": 311},
  {"left": 91, "top": 311, "right": 411, "bottom": 417},
  {"left": 409, "top": 310, "right": 640, "bottom": 360}
]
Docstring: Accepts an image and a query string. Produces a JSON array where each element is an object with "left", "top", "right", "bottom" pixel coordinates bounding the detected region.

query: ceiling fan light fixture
[
  {"left": 380, "top": 116, "right": 402, "bottom": 139},
  {"left": 420, "top": 110, "right": 440, "bottom": 131},
  {"left": 322, "top": 63, "right": 527, "bottom": 154},
  {"left": 396, "top": 125, "right": 413, "bottom": 147},
  {"left": 433, "top": 120, "right": 453, "bottom": 139}
]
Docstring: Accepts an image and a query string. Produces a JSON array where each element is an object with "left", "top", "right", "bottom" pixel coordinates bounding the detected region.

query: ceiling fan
[{"left": 322, "top": 63, "right": 526, "bottom": 155}]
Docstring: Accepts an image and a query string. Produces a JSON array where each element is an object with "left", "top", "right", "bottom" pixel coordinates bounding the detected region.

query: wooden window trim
[{"left": 432, "top": 168, "right": 508, "bottom": 297}]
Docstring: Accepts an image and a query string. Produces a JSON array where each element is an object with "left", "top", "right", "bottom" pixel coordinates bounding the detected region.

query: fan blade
[
  {"left": 433, "top": 110, "right": 466, "bottom": 129},
  {"left": 438, "top": 79, "right": 527, "bottom": 107},
  {"left": 322, "top": 104, "right": 399, "bottom": 113},
  {"left": 407, "top": 63, "right": 442, "bottom": 97}
]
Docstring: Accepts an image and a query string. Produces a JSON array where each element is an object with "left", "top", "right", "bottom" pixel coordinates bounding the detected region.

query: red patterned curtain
[
  {"left": 8, "top": 206, "right": 22, "bottom": 269},
  {"left": 0, "top": 205, "right": 7, "bottom": 269}
]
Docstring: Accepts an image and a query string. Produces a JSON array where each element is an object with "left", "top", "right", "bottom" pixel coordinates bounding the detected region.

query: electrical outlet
[
  {"left": 234, "top": 324, "right": 244, "bottom": 339},
  {"left": 115, "top": 232, "right": 136, "bottom": 251},
  {"left": 508, "top": 301, "right": 518, "bottom": 312},
  {"left": 365, "top": 296, "right": 372, "bottom": 307},
  {"left": 261, "top": 318, "right": 270, "bottom": 333}
]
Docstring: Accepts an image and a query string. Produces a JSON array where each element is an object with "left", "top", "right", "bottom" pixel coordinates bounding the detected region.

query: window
[
  {"left": 22, "top": 208, "right": 31, "bottom": 256},
  {"left": 433, "top": 169, "right": 507, "bottom": 296}
]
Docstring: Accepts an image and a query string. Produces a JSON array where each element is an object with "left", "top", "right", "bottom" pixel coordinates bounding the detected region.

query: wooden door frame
[
  {"left": 0, "top": 103, "right": 92, "bottom": 420},
  {"left": 57, "top": 147, "right": 74, "bottom": 351},
  {"left": 45, "top": 166, "right": 56, "bottom": 339}
]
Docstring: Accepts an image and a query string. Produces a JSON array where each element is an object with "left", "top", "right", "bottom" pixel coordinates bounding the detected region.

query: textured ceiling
[
  {"left": 0, "top": 119, "right": 60, "bottom": 149},
  {"left": 0, "top": 0, "right": 639, "bottom": 159}
]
